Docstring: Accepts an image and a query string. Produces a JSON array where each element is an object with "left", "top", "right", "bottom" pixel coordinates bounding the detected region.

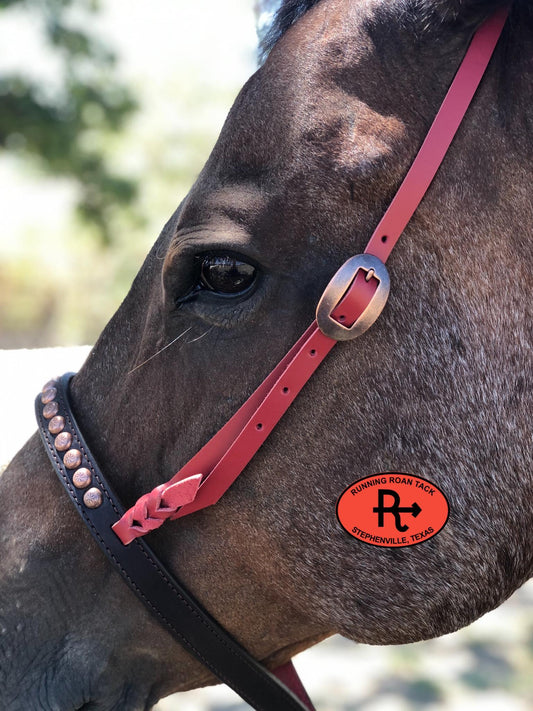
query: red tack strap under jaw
[
  {"left": 112, "top": 7, "right": 509, "bottom": 547},
  {"left": 273, "top": 662, "right": 316, "bottom": 711}
]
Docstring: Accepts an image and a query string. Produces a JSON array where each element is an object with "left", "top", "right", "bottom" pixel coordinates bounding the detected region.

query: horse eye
[{"left": 199, "top": 255, "right": 257, "bottom": 295}]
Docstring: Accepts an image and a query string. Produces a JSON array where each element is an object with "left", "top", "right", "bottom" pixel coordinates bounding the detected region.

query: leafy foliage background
[
  {"left": 0, "top": 0, "right": 137, "bottom": 244},
  {"left": 0, "top": 0, "right": 256, "bottom": 347}
]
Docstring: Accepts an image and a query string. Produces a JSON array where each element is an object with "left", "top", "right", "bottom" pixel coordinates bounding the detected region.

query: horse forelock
[
  {"left": 260, "top": 0, "right": 533, "bottom": 63},
  {"left": 258, "top": 0, "right": 533, "bottom": 158},
  {"left": 259, "top": 0, "right": 322, "bottom": 61}
]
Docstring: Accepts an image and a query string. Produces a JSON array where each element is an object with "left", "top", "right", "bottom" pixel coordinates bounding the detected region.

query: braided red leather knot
[{"left": 112, "top": 473, "right": 202, "bottom": 544}]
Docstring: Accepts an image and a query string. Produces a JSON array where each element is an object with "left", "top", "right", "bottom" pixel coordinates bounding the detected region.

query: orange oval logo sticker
[{"left": 336, "top": 472, "right": 449, "bottom": 547}]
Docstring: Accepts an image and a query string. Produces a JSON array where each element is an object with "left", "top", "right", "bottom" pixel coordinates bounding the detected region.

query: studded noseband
[{"left": 36, "top": 10, "right": 509, "bottom": 711}]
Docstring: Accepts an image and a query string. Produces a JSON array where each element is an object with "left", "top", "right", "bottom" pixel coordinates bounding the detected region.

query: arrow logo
[{"left": 373, "top": 490, "right": 422, "bottom": 532}]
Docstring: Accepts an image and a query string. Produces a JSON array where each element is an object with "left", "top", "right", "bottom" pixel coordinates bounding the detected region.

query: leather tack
[
  {"left": 54, "top": 432, "right": 72, "bottom": 451},
  {"left": 48, "top": 416, "right": 65, "bottom": 435},
  {"left": 43, "top": 402, "right": 59, "bottom": 419},
  {"left": 63, "top": 449, "right": 82, "bottom": 469},
  {"left": 41, "top": 379, "right": 57, "bottom": 393},
  {"left": 72, "top": 468, "right": 92, "bottom": 488},
  {"left": 83, "top": 487, "right": 103, "bottom": 509},
  {"left": 35, "top": 373, "right": 311, "bottom": 711},
  {"left": 41, "top": 388, "right": 57, "bottom": 405}
]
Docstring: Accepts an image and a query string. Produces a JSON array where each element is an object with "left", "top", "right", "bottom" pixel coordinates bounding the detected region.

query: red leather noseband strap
[{"left": 112, "top": 7, "right": 509, "bottom": 546}]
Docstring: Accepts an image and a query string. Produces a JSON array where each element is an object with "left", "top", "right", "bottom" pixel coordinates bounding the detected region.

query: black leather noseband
[{"left": 36, "top": 373, "right": 309, "bottom": 711}]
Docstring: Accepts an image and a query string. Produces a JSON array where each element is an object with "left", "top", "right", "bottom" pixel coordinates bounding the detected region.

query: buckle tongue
[{"left": 316, "top": 254, "right": 390, "bottom": 341}]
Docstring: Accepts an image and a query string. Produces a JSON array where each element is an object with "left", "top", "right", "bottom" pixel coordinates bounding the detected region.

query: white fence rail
[{"left": 0, "top": 346, "right": 92, "bottom": 468}]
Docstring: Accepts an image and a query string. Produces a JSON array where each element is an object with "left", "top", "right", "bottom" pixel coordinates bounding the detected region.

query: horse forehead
[
  {"left": 180, "top": 0, "right": 410, "bottom": 252},
  {"left": 213, "top": 1, "right": 407, "bottom": 178},
  {"left": 268, "top": 0, "right": 380, "bottom": 74}
]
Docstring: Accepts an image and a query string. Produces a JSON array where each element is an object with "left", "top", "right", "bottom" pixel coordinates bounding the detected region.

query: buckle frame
[{"left": 316, "top": 254, "right": 390, "bottom": 341}]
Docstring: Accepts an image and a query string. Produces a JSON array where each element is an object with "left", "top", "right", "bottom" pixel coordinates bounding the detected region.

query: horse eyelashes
[
  {"left": 173, "top": 253, "right": 258, "bottom": 309},
  {"left": 198, "top": 255, "right": 257, "bottom": 295}
]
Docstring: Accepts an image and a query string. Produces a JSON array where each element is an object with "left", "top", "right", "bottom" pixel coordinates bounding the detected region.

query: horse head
[{"left": 1, "top": 0, "right": 532, "bottom": 708}]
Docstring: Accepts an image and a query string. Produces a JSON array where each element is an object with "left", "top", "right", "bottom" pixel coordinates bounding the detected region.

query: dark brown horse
[{"left": 1, "top": 0, "right": 532, "bottom": 708}]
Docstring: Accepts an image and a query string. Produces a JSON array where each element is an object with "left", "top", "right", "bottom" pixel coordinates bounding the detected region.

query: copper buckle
[{"left": 316, "top": 254, "right": 390, "bottom": 341}]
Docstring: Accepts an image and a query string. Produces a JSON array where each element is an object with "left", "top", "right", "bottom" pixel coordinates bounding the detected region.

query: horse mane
[
  {"left": 259, "top": 0, "right": 322, "bottom": 61},
  {"left": 258, "top": 0, "right": 533, "bottom": 62}
]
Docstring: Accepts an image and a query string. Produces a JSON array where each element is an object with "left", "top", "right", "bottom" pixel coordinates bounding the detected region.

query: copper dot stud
[
  {"left": 72, "top": 468, "right": 92, "bottom": 489},
  {"left": 63, "top": 449, "right": 82, "bottom": 469},
  {"left": 41, "top": 388, "right": 57, "bottom": 405},
  {"left": 48, "top": 416, "right": 65, "bottom": 435},
  {"left": 54, "top": 432, "right": 72, "bottom": 452},
  {"left": 43, "top": 402, "right": 59, "bottom": 419},
  {"left": 83, "top": 487, "right": 102, "bottom": 509},
  {"left": 42, "top": 379, "right": 57, "bottom": 393}
]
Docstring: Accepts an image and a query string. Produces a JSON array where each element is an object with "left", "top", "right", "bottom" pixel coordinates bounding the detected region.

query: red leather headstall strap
[{"left": 112, "top": 7, "right": 509, "bottom": 546}]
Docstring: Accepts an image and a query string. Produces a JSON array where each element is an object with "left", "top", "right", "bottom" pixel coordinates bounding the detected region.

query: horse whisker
[
  {"left": 186, "top": 326, "right": 214, "bottom": 344},
  {"left": 127, "top": 327, "right": 192, "bottom": 375}
]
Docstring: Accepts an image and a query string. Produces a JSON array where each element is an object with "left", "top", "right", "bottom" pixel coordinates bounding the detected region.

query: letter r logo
[{"left": 372, "top": 489, "right": 422, "bottom": 532}]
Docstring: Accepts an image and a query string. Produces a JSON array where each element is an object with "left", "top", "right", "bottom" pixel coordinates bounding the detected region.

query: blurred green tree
[{"left": 0, "top": 0, "right": 137, "bottom": 244}]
